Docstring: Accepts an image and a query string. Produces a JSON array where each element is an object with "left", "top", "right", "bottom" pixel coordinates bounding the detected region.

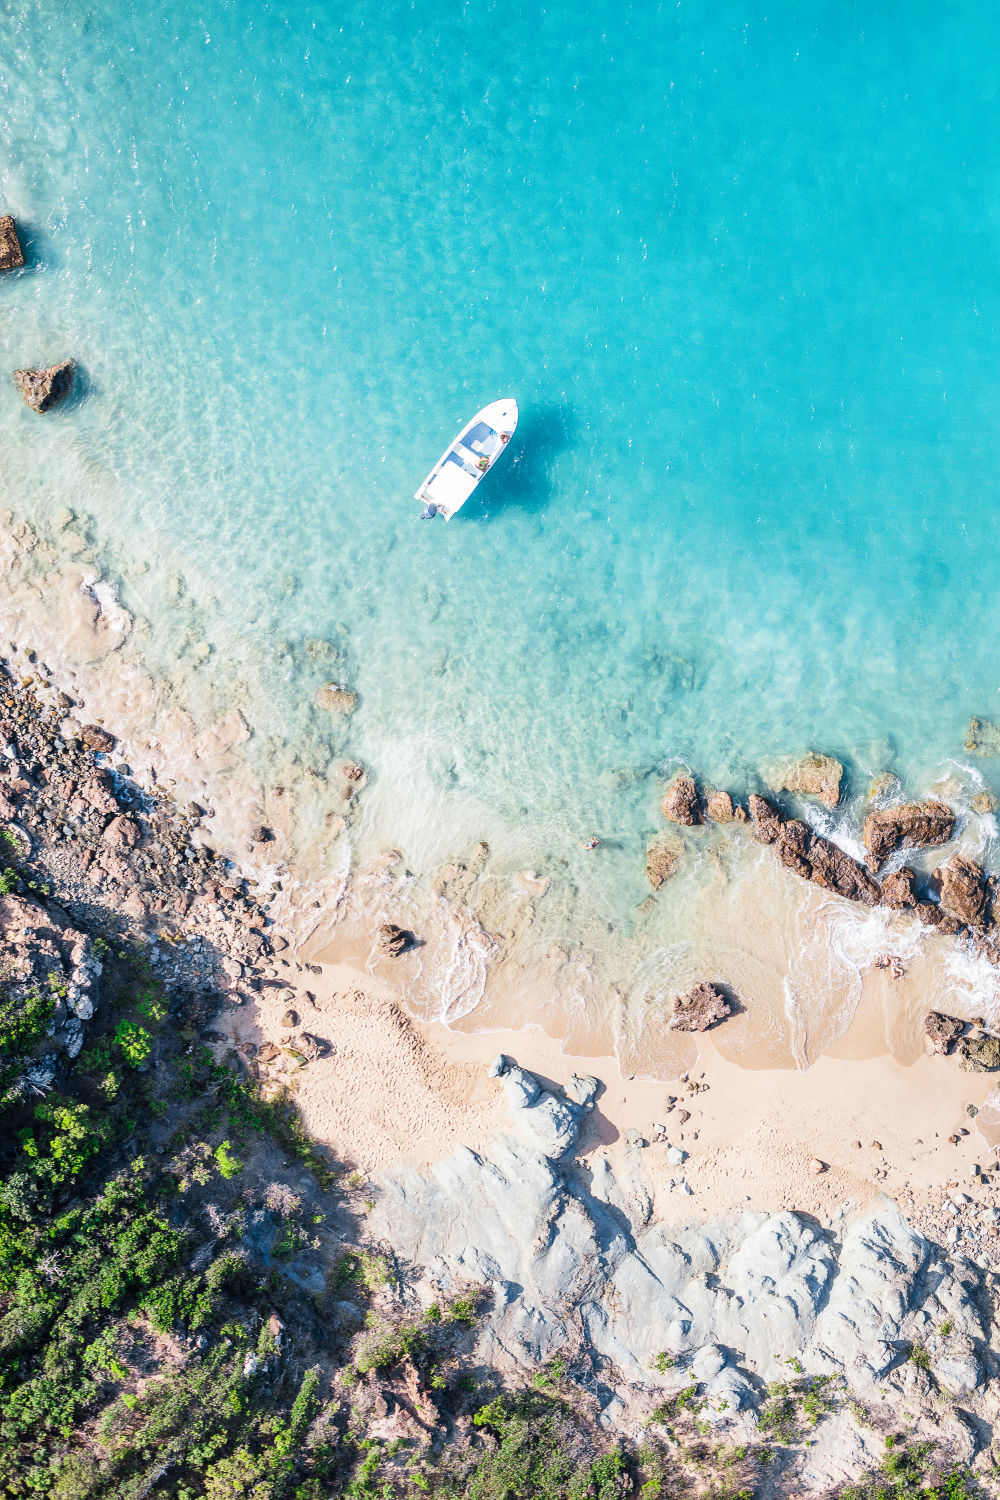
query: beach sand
[{"left": 219, "top": 955, "right": 1000, "bottom": 1240}]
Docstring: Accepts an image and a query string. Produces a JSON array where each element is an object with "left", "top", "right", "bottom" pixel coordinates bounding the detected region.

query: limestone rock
[
  {"left": 933, "top": 855, "right": 989, "bottom": 929},
  {"left": 668, "top": 982, "right": 732, "bottom": 1032},
  {"left": 861, "top": 801, "right": 955, "bottom": 872},
  {"left": 315, "top": 683, "right": 358, "bottom": 714},
  {"left": 13, "top": 360, "right": 74, "bottom": 413},
  {"left": 645, "top": 834, "right": 682, "bottom": 889},
  {"left": 704, "top": 789, "right": 735, "bottom": 823},
  {"left": 79, "top": 723, "right": 116, "bottom": 754},
  {"left": 880, "top": 866, "right": 919, "bottom": 909},
  {"left": 923, "top": 1012, "right": 965, "bottom": 1057},
  {"left": 965, "top": 717, "right": 1000, "bottom": 756},
  {"left": 957, "top": 1030, "right": 1000, "bottom": 1073},
  {"left": 377, "top": 922, "right": 412, "bottom": 957},
  {"left": 661, "top": 773, "right": 700, "bottom": 825},
  {"left": 763, "top": 751, "right": 843, "bottom": 808},
  {"left": 0, "top": 216, "right": 25, "bottom": 273}
]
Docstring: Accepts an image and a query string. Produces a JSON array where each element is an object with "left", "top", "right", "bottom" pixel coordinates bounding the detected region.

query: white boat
[{"left": 415, "top": 398, "right": 518, "bottom": 520}]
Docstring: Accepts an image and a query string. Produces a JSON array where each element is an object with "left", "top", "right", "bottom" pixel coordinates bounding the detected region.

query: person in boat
[
  {"left": 477, "top": 457, "right": 489, "bottom": 471},
  {"left": 500, "top": 432, "right": 510, "bottom": 444},
  {"left": 420, "top": 502, "right": 439, "bottom": 520}
]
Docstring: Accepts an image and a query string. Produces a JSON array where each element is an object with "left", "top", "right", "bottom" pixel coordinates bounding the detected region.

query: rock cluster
[
  {"left": 668, "top": 982, "right": 732, "bottom": 1032},
  {"left": 0, "top": 892, "right": 101, "bottom": 1090},
  {"left": 0, "top": 215, "right": 25, "bottom": 273},
  {"left": 12, "top": 360, "right": 75, "bottom": 413}
]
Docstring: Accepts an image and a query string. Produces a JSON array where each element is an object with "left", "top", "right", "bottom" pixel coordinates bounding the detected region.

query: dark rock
[
  {"left": 748, "top": 794, "right": 783, "bottom": 844},
  {"left": 924, "top": 1011, "right": 965, "bottom": 1056},
  {"left": 0, "top": 216, "right": 25, "bottom": 273},
  {"left": 661, "top": 773, "right": 701, "bottom": 826},
  {"left": 881, "top": 866, "right": 919, "bottom": 909},
  {"left": 732, "top": 803, "right": 750, "bottom": 823},
  {"left": 378, "top": 922, "right": 413, "bottom": 957},
  {"left": 250, "top": 825, "right": 274, "bottom": 843},
  {"left": 957, "top": 1030, "right": 1000, "bottom": 1073},
  {"left": 13, "top": 360, "right": 75, "bottom": 414},
  {"left": 668, "top": 982, "right": 732, "bottom": 1033},
  {"left": 704, "top": 790, "right": 735, "bottom": 823},
  {"left": 933, "top": 856, "right": 989, "bottom": 929},
  {"left": 281, "top": 1009, "right": 299, "bottom": 1028},
  {"left": 79, "top": 723, "right": 115, "bottom": 754},
  {"left": 861, "top": 800, "right": 955, "bottom": 873}
]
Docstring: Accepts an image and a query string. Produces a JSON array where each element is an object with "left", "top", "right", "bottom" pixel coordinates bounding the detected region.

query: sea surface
[{"left": 3, "top": 0, "right": 1000, "bottom": 1059}]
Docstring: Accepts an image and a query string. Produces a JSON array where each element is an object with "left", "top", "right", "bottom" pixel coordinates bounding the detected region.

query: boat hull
[{"left": 415, "top": 398, "right": 519, "bottom": 520}]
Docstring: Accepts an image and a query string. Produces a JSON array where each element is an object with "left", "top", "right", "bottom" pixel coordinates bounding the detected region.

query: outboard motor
[{"left": 419, "top": 502, "right": 439, "bottom": 520}]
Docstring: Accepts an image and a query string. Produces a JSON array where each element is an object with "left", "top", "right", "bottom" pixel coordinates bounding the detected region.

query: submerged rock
[
  {"left": 861, "top": 801, "right": 955, "bottom": 873},
  {"left": 763, "top": 751, "right": 843, "bottom": 809},
  {"left": 645, "top": 834, "right": 682, "bottom": 890},
  {"left": 661, "top": 773, "right": 700, "bottom": 825},
  {"left": 668, "top": 982, "right": 732, "bottom": 1032},
  {"left": 12, "top": 360, "right": 74, "bottom": 413},
  {"left": 704, "top": 790, "right": 735, "bottom": 823},
  {"left": 0, "top": 216, "right": 24, "bottom": 273},
  {"left": 933, "top": 856, "right": 989, "bottom": 930},
  {"left": 965, "top": 717, "right": 1000, "bottom": 756},
  {"left": 923, "top": 1011, "right": 965, "bottom": 1057},
  {"left": 315, "top": 683, "right": 358, "bottom": 714}
]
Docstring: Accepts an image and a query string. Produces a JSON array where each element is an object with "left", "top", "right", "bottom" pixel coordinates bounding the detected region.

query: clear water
[{"left": 3, "top": 0, "right": 1000, "bottom": 1037}]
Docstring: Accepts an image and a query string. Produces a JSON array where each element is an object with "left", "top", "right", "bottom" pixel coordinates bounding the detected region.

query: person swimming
[{"left": 583, "top": 836, "right": 600, "bottom": 850}]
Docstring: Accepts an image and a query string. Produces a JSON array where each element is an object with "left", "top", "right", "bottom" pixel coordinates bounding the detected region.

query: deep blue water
[{"left": 2, "top": 0, "right": 1000, "bottom": 928}]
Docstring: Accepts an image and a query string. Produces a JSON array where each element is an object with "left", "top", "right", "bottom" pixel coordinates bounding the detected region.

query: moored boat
[{"left": 415, "top": 398, "right": 518, "bottom": 520}]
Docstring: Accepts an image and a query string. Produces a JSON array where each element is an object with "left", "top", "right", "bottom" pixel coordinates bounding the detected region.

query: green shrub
[
  {"left": 112, "top": 1019, "right": 152, "bottom": 1067},
  {"left": 214, "top": 1140, "right": 243, "bottom": 1179}
]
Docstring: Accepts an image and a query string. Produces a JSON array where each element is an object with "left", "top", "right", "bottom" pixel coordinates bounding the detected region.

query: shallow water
[{"left": 3, "top": 0, "right": 1000, "bottom": 1055}]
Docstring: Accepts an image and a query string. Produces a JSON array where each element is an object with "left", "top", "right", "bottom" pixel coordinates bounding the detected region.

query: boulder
[
  {"left": 957, "top": 1031, "right": 1000, "bottom": 1073},
  {"left": 661, "top": 773, "right": 700, "bottom": 825},
  {"left": 933, "top": 856, "right": 989, "bottom": 929},
  {"left": 13, "top": 360, "right": 74, "bottom": 413},
  {"left": 668, "top": 982, "right": 732, "bottom": 1033},
  {"left": 965, "top": 717, "right": 1000, "bottom": 756},
  {"left": 0, "top": 216, "right": 24, "bottom": 273},
  {"left": 923, "top": 1012, "right": 965, "bottom": 1057},
  {"left": 861, "top": 801, "right": 955, "bottom": 872},
  {"left": 79, "top": 723, "right": 115, "bottom": 754},
  {"left": 102, "top": 814, "right": 140, "bottom": 851},
  {"left": 377, "top": 922, "right": 413, "bottom": 957},
  {"left": 763, "top": 751, "right": 843, "bottom": 808},
  {"left": 704, "top": 790, "right": 735, "bottom": 823},
  {"left": 645, "top": 834, "right": 682, "bottom": 890},
  {"left": 315, "top": 684, "right": 358, "bottom": 714},
  {"left": 881, "top": 866, "right": 919, "bottom": 909}
]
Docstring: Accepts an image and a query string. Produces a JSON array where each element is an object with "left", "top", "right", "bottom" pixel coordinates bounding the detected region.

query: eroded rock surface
[
  {"left": 881, "top": 866, "right": 919, "bottom": 909},
  {"left": 0, "top": 892, "right": 101, "bottom": 1087},
  {"left": 749, "top": 795, "right": 880, "bottom": 906},
  {"left": 661, "top": 773, "right": 700, "bottom": 825},
  {"left": 861, "top": 801, "right": 955, "bottom": 873},
  {"left": 957, "top": 1031, "right": 1000, "bottom": 1073},
  {"left": 923, "top": 1011, "right": 965, "bottom": 1056},
  {"left": 703, "top": 789, "right": 735, "bottom": 823},
  {"left": 645, "top": 834, "right": 682, "bottom": 889},
  {"left": 669, "top": 982, "right": 732, "bottom": 1032},
  {"left": 12, "top": 360, "right": 74, "bottom": 413},
  {"left": 932, "top": 856, "right": 989, "bottom": 929}
]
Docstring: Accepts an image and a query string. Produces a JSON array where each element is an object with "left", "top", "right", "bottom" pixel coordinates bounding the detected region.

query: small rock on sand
[
  {"left": 0, "top": 216, "right": 25, "bottom": 273},
  {"left": 378, "top": 922, "right": 413, "bottom": 958},
  {"left": 762, "top": 751, "right": 843, "bottom": 809},
  {"left": 13, "top": 359, "right": 75, "bottom": 413},
  {"left": 809, "top": 1158, "right": 827, "bottom": 1174},
  {"left": 661, "top": 773, "right": 700, "bottom": 825},
  {"left": 668, "top": 982, "right": 732, "bottom": 1033}
]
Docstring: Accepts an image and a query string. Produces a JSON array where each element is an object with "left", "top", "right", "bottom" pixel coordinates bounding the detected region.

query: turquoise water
[{"left": 3, "top": 0, "right": 1000, "bottom": 963}]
